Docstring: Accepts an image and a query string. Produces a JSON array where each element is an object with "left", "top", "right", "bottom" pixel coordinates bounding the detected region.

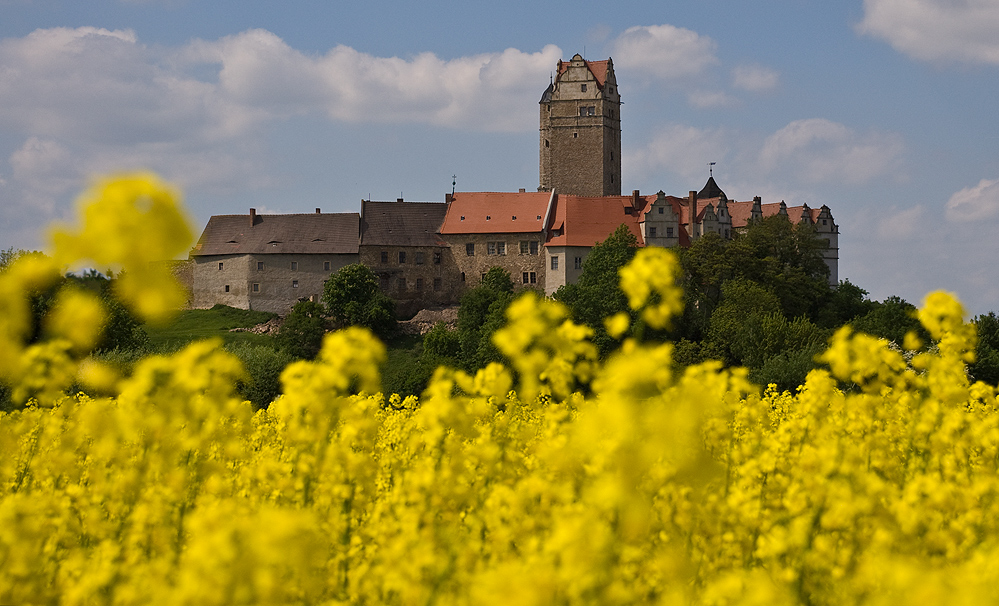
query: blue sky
[{"left": 2, "top": 0, "right": 999, "bottom": 314}]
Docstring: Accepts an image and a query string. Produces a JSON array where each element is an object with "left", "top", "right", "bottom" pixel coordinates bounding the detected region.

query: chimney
[
  {"left": 632, "top": 189, "right": 641, "bottom": 210},
  {"left": 397, "top": 198, "right": 404, "bottom": 203},
  {"left": 689, "top": 191, "right": 698, "bottom": 238},
  {"left": 315, "top": 208, "right": 321, "bottom": 214},
  {"left": 445, "top": 193, "right": 453, "bottom": 204},
  {"left": 249, "top": 208, "right": 256, "bottom": 227},
  {"left": 519, "top": 188, "right": 526, "bottom": 193}
]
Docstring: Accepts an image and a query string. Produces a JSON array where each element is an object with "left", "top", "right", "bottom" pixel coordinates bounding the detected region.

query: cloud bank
[
  {"left": 858, "top": 0, "right": 999, "bottom": 65},
  {"left": 946, "top": 178, "right": 999, "bottom": 221}
]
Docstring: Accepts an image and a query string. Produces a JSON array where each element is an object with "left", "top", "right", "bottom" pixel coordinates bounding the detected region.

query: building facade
[
  {"left": 539, "top": 54, "right": 622, "bottom": 197},
  {"left": 188, "top": 52, "right": 840, "bottom": 315}
]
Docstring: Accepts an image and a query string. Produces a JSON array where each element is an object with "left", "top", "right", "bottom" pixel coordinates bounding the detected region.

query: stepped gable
[
  {"left": 725, "top": 200, "right": 821, "bottom": 228},
  {"left": 439, "top": 191, "right": 551, "bottom": 234},
  {"left": 191, "top": 212, "right": 359, "bottom": 256},
  {"left": 360, "top": 200, "right": 448, "bottom": 247},
  {"left": 556, "top": 57, "right": 611, "bottom": 88}
]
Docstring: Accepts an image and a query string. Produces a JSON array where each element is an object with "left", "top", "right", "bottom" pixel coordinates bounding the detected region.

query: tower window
[
  {"left": 224, "top": 285, "right": 230, "bottom": 292},
  {"left": 218, "top": 262, "right": 224, "bottom": 270},
  {"left": 581, "top": 84, "right": 587, "bottom": 92},
  {"left": 573, "top": 132, "right": 578, "bottom": 138},
  {"left": 545, "top": 140, "right": 549, "bottom": 148},
  {"left": 551, "top": 256, "right": 559, "bottom": 270}
]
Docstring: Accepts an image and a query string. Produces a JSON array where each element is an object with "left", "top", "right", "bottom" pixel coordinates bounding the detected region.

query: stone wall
[
  {"left": 358, "top": 245, "right": 462, "bottom": 317},
  {"left": 192, "top": 252, "right": 358, "bottom": 314},
  {"left": 543, "top": 245, "right": 591, "bottom": 295},
  {"left": 441, "top": 233, "right": 547, "bottom": 292}
]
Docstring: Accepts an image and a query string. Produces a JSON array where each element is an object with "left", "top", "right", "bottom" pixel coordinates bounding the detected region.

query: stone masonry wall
[
  {"left": 441, "top": 233, "right": 547, "bottom": 292},
  {"left": 358, "top": 245, "right": 462, "bottom": 318}
]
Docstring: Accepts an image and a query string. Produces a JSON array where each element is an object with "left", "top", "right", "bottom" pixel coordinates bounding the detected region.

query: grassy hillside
[{"left": 146, "top": 304, "right": 278, "bottom": 349}]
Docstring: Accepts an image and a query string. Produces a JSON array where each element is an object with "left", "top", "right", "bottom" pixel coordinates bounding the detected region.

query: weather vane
[
  {"left": 708, "top": 162, "right": 716, "bottom": 177},
  {"left": 452, "top": 175, "right": 457, "bottom": 197}
]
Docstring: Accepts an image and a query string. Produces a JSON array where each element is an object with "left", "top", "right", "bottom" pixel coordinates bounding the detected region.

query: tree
[
  {"left": 321, "top": 263, "right": 396, "bottom": 338},
  {"left": 851, "top": 295, "right": 924, "bottom": 345},
  {"left": 970, "top": 312, "right": 999, "bottom": 385},
  {"left": 554, "top": 224, "right": 638, "bottom": 354},
  {"left": 276, "top": 300, "right": 327, "bottom": 360},
  {"left": 456, "top": 267, "right": 514, "bottom": 371}
]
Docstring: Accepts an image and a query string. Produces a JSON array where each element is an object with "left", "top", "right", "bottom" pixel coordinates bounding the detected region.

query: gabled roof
[
  {"left": 440, "top": 192, "right": 551, "bottom": 234},
  {"left": 725, "top": 200, "right": 821, "bottom": 228},
  {"left": 361, "top": 200, "right": 448, "bottom": 247},
  {"left": 191, "top": 212, "right": 359, "bottom": 256},
  {"left": 557, "top": 58, "right": 610, "bottom": 88},
  {"left": 546, "top": 194, "right": 648, "bottom": 247}
]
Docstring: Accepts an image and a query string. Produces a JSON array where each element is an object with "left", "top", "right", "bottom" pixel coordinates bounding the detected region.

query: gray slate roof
[
  {"left": 360, "top": 201, "right": 448, "bottom": 247},
  {"left": 191, "top": 213, "right": 360, "bottom": 256}
]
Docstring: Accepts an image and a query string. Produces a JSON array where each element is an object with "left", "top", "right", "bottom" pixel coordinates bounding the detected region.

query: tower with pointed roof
[{"left": 539, "top": 54, "right": 621, "bottom": 197}]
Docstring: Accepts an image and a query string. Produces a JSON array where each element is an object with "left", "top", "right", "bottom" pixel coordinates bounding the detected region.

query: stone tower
[{"left": 539, "top": 54, "right": 621, "bottom": 197}]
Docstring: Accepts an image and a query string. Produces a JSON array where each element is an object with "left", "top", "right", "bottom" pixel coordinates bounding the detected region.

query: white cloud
[
  {"left": 731, "top": 64, "right": 779, "bottom": 92},
  {"left": 945, "top": 178, "right": 999, "bottom": 221},
  {"left": 759, "top": 118, "right": 904, "bottom": 184},
  {"left": 858, "top": 0, "right": 999, "bottom": 65},
  {"left": 625, "top": 124, "right": 730, "bottom": 183},
  {"left": 877, "top": 204, "right": 925, "bottom": 240},
  {"left": 687, "top": 90, "right": 737, "bottom": 109},
  {"left": 609, "top": 24, "right": 717, "bottom": 80}
]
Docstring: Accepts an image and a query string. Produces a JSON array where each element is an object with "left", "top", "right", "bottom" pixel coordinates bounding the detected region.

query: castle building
[
  {"left": 186, "top": 53, "right": 839, "bottom": 315},
  {"left": 539, "top": 54, "right": 621, "bottom": 196}
]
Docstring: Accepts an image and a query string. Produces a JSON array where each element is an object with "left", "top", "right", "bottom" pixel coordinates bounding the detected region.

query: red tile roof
[
  {"left": 725, "top": 200, "right": 821, "bottom": 228},
  {"left": 557, "top": 59, "right": 610, "bottom": 88},
  {"left": 439, "top": 191, "right": 552, "bottom": 234},
  {"left": 546, "top": 194, "right": 648, "bottom": 247}
]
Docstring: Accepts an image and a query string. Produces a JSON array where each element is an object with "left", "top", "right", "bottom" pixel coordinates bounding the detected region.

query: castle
[{"left": 188, "top": 54, "right": 839, "bottom": 315}]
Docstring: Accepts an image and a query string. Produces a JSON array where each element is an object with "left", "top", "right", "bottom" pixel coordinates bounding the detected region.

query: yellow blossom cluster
[{"left": 2, "top": 174, "right": 999, "bottom": 605}]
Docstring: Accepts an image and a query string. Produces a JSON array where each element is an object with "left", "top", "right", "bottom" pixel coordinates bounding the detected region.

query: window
[
  {"left": 433, "top": 278, "right": 442, "bottom": 291},
  {"left": 224, "top": 285, "right": 230, "bottom": 293},
  {"left": 650, "top": 227, "right": 657, "bottom": 238},
  {"left": 324, "top": 261, "right": 331, "bottom": 271},
  {"left": 380, "top": 274, "right": 390, "bottom": 290},
  {"left": 461, "top": 272, "right": 466, "bottom": 282},
  {"left": 530, "top": 241, "right": 539, "bottom": 255},
  {"left": 523, "top": 272, "right": 529, "bottom": 284},
  {"left": 397, "top": 278, "right": 406, "bottom": 291},
  {"left": 487, "top": 242, "right": 496, "bottom": 255},
  {"left": 257, "top": 261, "right": 264, "bottom": 270},
  {"left": 252, "top": 283, "right": 260, "bottom": 293},
  {"left": 218, "top": 262, "right": 224, "bottom": 270},
  {"left": 530, "top": 272, "right": 536, "bottom": 284},
  {"left": 416, "top": 278, "right": 423, "bottom": 291},
  {"left": 573, "top": 132, "right": 578, "bottom": 138},
  {"left": 520, "top": 241, "right": 529, "bottom": 255},
  {"left": 551, "top": 256, "right": 559, "bottom": 270},
  {"left": 381, "top": 251, "right": 389, "bottom": 263},
  {"left": 581, "top": 83, "right": 587, "bottom": 92},
  {"left": 398, "top": 251, "right": 406, "bottom": 264},
  {"left": 433, "top": 251, "right": 442, "bottom": 265},
  {"left": 291, "top": 261, "right": 298, "bottom": 271},
  {"left": 497, "top": 242, "right": 506, "bottom": 256},
  {"left": 292, "top": 280, "right": 299, "bottom": 288},
  {"left": 574, "top": 257, "right": 582, "bottom": 270},
  {"left": 666, "top": 227, "right": 674, "bottom": 238},
  {"left": 578, "top": 106, "right": 595, "bottom": 116},
  {"left": 658, "top": 207, "right": 664, "bottom": 214},
  {"left": 415, "top": 252, "right": 425, "bottom": 265},
  {"left": 466, "top": 243, "right": 475, "bottom": 256}
]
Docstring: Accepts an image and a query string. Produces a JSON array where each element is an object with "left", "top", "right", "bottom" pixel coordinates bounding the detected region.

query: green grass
[{"left": 146, "top": 304, "right": 278, "bottom": 349}]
